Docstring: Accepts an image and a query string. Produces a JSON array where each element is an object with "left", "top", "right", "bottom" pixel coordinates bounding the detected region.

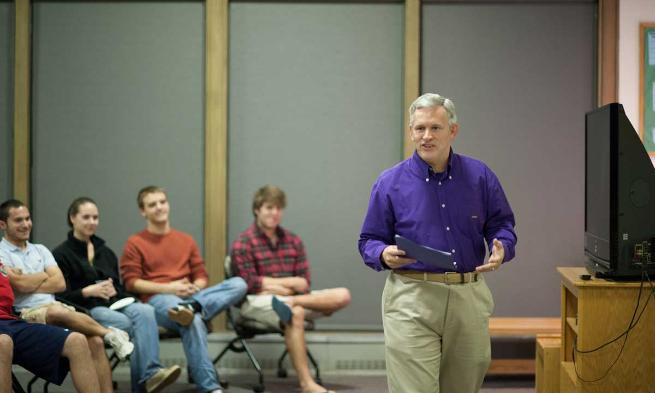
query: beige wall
[{"left": 618, "top": 0, "right": 655, "bottom": 165}]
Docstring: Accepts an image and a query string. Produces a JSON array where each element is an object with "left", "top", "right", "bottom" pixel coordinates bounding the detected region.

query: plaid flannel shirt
[{"left": 230, "top": 223, "right": 310, "bottom": 294}]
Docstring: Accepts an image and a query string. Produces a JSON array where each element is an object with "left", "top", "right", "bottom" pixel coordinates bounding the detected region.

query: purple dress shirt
[{"left": 359, "top": 150, "right": 517, "bottom": 273}]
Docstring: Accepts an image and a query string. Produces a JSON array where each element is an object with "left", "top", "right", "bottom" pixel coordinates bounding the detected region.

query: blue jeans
[
  {"left": 148, "top": 277, "right": 247, "bottom": 393},
  {"left": 90, "top": 302, "right": 163, "bottom": 393}
]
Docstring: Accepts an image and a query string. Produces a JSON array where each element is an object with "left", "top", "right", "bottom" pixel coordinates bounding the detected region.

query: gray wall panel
[
  {"left": 422, "top": 2, "right": 595, "bottom": 316},
  {"left": 228, "top": 2, "right": 403, "bottom": 329},
  {"left": 0, "top": 1, "right": 12, "bottom": 202},
  {"left": 31, "top": 2, "right": 204, "bottom": 256}
]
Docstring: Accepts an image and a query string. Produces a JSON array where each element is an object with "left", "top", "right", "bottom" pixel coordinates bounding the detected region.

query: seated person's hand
[
  {"left": 169, "top": 279, "right": 197, "bottom": 298},
  {"left": 105, "top": 279, "right": 118, "bottom": 298},
  {"left": 8, "top": 267, "right": 23, "bottom": 275},
  {"left": 289, "top": 277, "right": 309, "bottom": 293},
  {"left": 83, "top": 279, "right": 115, "bottom": 300},
  {"left": 6, "top": 268, "right": 23, "bottom": 281},
  {"left": 260, "top": 284, "right": 294, "bottom": 296}
]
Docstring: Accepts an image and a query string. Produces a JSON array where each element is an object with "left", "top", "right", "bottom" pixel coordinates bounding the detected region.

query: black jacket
[{"left": 52, "top": 231, "right": 131, "bottom": 310}]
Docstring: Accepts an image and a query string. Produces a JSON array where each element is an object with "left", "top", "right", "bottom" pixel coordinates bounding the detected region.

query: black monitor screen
[{"left": 585, "top": 108, "right": 611, "bottom": 244}]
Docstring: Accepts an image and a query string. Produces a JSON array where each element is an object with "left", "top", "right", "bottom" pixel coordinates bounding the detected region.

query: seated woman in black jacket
[{"left": 53, "top": 197, "right": 180, "bottom": 393}]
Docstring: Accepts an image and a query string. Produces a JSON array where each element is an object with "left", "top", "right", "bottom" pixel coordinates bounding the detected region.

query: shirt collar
[
  {"left": 252, "top": 222, "right": 286, "bottom": 241},
  {"left": 0, "top": 237, "right": 30, "bottom": 253},
  {"left": 409, "top": 149, "right": 456, "bottom": 180},
  {"left": 66, "top": 231, "right": 105, "bottom": 254}
]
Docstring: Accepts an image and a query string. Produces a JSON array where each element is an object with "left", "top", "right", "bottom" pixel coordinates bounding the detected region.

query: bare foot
[{"left": 300, "top": 381, "right": 335, "bottom": 393}]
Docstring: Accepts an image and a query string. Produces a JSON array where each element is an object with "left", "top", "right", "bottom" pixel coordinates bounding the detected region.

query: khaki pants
[
  {"left": 382, "top": 272, "right": 494, "bottom": 393},
  {"left": 239, "top": 291, "right": 327, "bottom": 330},
  {"left": 20, "top": 301, "right": 76, "bottom": 324}
]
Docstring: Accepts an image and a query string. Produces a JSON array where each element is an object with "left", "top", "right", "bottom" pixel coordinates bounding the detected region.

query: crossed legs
[
  {"left": 286, "top": 287, "right": 351, "bottom": 315},
  {"left": 44, "top": 305, "right": 115, "bottom": 393},
  {"left": 45, "top": 304, "right": 113, "bottom": 337},
  {"left": 61, "top": 333, "right": 104, "bottom": 393},
  {"left": 282, "top": 288, "right": 350, "bottom": 393}
]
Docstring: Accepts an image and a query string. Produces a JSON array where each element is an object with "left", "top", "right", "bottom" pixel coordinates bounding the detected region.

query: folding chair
[
  {"left": 212, "top": 257, "right": 321, "bottom": 393},
  {"left": 12, "top": 371, "right": 26, "bottom": 393}
]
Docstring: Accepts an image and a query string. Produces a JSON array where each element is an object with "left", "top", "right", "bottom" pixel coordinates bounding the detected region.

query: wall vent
[{"left": 335, "top": 359, "right": 386, "bottom": 370}]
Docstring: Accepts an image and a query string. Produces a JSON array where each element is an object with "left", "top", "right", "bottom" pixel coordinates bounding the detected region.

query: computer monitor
[{"left": 585, "top": 103, "right": 655, "bottom": 279}]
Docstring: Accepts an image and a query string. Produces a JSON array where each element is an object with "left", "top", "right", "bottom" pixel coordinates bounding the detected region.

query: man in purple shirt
[{"left": 359, "top": 93, "right": 517, "bottom": 393}]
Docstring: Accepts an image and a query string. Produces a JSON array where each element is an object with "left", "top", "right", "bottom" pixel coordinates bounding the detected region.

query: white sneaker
[{"left": 104, "top": 327, "right": 134, "bottom": 360}]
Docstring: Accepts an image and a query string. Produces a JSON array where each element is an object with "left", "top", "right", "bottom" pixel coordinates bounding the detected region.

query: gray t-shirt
[{"left": 0, "top": 237, "right": 57, "bottom": 310}]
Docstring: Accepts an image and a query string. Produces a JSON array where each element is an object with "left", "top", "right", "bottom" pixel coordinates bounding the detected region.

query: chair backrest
[{"left": 224, "top": 255, "right": 234, "bottom": 278}]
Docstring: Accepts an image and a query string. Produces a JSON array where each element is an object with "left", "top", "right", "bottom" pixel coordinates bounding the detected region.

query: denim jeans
[
  {"left": 90, "top": 302, "right": 163, "bottom": 393},
  {"left": 148, "top": 277, "right": 247, "bottom": 393}
]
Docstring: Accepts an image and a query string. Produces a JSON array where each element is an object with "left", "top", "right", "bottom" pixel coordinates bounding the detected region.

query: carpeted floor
[{"left": 13, "top": 370, "right": 535, "bottom": 392}]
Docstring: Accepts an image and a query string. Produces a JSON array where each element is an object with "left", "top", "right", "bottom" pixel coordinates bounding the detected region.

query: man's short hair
[
  {"left": 252, "top": 185, "right": 286, "bottom": 216},
  {"left": 0, "top": 199, "right": 26, "bottom": 222},
  {"left": 137, "top": 186, "right": 166, "bottom": 209},
  {"left": 409, "top": 93, "right": 458, "bottom": 127}
]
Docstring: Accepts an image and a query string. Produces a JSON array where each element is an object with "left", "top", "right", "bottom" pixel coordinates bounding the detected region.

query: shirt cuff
[{"left": 379, "top": 254, "right": 391, "bottom": 270}]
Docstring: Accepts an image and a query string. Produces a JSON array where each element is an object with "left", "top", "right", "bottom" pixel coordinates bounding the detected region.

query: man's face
[
  {"left": 410, "top": 106, "right": 459, "bottom": 169},
  {"left": 0, "top": 206, "right": 33, "bottom": 245},
  {"left": 140, "top": 192, "right": 170, "bottom": 225},
  {"left": 254, "top": 202, "right": 283, "bottom": 232}
]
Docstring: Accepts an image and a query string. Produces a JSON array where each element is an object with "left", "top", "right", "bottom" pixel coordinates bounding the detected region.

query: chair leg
[
  {"left": 212, "top": 337, "right": 240, "bottom": 365},
  {"left": 109, "top": 352, "right": 120, "bottom": 389},
  {"left": 276, "top": 349, "right": 288, "bottom": 378},
  {"left": 109, "top": 352, "right": 120, "bottom": 370},
  {"left": 213, "top": 336, "right": 265, "bottom": 392},
  {"left": 12, "top": 372, "right": 26, "bottom": 393},
  {"left": 239, "top": 338, "right": 265, "bottom": 389}
]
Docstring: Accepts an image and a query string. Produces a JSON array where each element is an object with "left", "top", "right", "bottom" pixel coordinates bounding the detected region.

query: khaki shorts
[
  {"left": 20, "top": 301, "right": 76, "bottom": 324},
  {"left": 239, "top": 291, "right": 327, "bottom": 331}
]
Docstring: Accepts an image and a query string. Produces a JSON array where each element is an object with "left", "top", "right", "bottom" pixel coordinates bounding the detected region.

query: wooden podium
[{"left": 558, "top": 267, "right": 655, "bottom": 393}]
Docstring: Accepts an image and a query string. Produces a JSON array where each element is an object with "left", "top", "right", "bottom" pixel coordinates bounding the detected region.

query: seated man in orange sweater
[{"left": 120, "top": 186, "right": 247, "bottom": 393}]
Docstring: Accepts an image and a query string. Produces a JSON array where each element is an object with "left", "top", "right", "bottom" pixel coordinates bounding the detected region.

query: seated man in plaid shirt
[{"left": 230, "top": 185, "right": 350, "bottom": 393}]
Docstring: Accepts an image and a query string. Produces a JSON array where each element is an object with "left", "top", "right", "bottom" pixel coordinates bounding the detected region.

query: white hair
[{"left": 409, "top": 93, "right": 458, "bottom": 127}]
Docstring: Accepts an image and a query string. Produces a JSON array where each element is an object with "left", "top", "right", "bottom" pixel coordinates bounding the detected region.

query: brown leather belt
[{"left": 394, "top": 270, "right": 479, "bottom": 284}]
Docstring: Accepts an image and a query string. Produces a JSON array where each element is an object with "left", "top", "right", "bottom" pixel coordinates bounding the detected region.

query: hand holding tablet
[{"left": 395, "top": 235, "right": 457, "bottom": 271}]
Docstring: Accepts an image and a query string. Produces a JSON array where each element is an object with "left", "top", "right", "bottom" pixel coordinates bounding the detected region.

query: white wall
[{"left": 618, "top": 0, "right": 655, "bottom": 165}]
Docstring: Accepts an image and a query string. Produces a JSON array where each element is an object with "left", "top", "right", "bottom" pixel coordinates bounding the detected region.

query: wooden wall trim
[
  {"left": 205, "top": 0, "right": 228, "bottom": 284},
  {"left": 403, "top": 0, "right": 421, "bottom": 159},
  {"left": 13, "top": 0, "right": 31, "bottom": 205},
  {"left": 205, "top": 0, "right": 229, "bottom": 329},
  {"left": 598, "top": 0, "right": 618, "bottom": 106}
]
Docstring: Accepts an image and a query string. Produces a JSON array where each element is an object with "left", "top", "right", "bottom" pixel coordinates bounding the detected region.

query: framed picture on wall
[{"left": 640, "top": 23, "right": 655, "bottom": 157}]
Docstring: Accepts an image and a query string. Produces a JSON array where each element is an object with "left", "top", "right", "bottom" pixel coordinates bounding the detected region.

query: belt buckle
[{"left": 443, "top": 271, "right": 461, "bottom": 284}]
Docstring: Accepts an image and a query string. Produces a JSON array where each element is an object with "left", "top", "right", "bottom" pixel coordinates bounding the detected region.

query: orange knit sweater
[{"left": 120, "top": 229, "right": 208, "bottom": 302}]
